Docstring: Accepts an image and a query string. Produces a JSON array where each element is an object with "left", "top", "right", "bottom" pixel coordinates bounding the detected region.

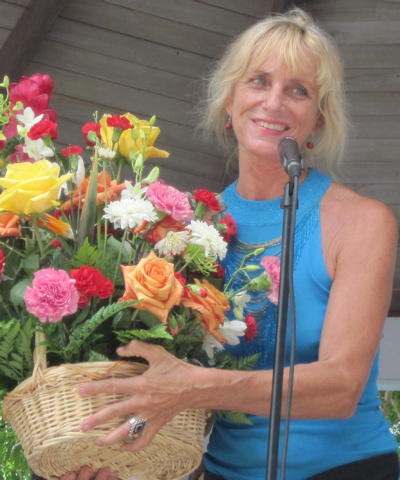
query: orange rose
[
  {"left": 0, "top": 212, "right": 22, "bottom": 237},
  {"left": 182, "top": 279, "right": 230, "bottom": 344},
  {"left": 120, "top": 251, "right": 183, "bottom": 323}
]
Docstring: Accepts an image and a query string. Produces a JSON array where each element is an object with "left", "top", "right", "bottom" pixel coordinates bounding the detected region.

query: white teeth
[{"left": 255, "top": 121, "right": 286, "bottom": 131}]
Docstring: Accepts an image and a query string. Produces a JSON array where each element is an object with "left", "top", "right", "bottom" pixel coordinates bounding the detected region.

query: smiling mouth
[{"left": 254, "top": 120, "right": 287, "bottom": 132}]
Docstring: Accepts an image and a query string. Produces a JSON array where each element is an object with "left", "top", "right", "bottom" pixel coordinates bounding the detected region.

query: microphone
[{"left": 278, "top": 136, "right": 303, "bottom": 179}]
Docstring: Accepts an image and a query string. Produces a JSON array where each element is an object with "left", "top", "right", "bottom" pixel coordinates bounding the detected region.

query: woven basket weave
[{"left": 2, "top": 337, "right": 208, "bottom": 480}]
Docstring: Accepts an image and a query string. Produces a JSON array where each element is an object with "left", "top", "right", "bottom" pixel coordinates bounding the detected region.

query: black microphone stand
[{"left": 265, "top": 173, "right": 300, "bottom": 480}]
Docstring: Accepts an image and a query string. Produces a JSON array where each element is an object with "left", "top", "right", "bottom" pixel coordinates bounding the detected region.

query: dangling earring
[
  {"left": 306, "top": 141, "right": 314, "bottom": 149},
  {"left": 225, "top": 116, "right": 232, "bottom": 130}
]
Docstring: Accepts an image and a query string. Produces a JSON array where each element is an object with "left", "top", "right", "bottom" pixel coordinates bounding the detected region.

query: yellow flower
[
  {"left": 0, "top": 160, "right": 73, "bottom": 215},
  {"left": 99, "top": 113, "right": 169, "bottom": 161}
]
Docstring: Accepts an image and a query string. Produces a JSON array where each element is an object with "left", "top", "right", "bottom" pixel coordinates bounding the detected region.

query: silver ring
[{"left": 127, "top": 417, "right": 147, "bottom": 437}]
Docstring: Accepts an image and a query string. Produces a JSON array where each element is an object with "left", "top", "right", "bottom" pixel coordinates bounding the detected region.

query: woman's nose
[{"left": 262, "top": 86, "right": 285, "bottom": 110}]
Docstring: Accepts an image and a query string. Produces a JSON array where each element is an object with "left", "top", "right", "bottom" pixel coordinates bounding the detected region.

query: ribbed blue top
[{"left": 204, "top": 169, "right": 398, "bottom": 480}]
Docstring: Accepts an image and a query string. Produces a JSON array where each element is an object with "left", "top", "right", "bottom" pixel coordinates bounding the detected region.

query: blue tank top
[{"left": 204, "top": 169, "right": 398, "bottom": 480}]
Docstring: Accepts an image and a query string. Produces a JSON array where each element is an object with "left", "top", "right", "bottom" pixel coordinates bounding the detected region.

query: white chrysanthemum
[
  {"left": 154, "top": 230, "right": 190, "bottom": 256},
  {"left": 103, "top": 197, "right": 157, "bottom": 229},
  {"left": 187, "top": 220, "right": 227, "bottom": 259},
  {"left": 97, "top": 147, "right": 116, "bottom": 161},
  {"left": 23, "top": 137, "right": 54, "bottom": 161},
  {"left": 220, "top": 320, "right": 246, "bottom": 346}
]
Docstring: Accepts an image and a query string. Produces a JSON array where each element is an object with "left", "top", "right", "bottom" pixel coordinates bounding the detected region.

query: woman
[{"left": 65, "top": 7, "right": 399, "bottom": 480}]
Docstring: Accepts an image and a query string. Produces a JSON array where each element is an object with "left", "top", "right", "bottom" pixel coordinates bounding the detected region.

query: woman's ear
[{"left": 312, "top": 113, "right": 323, "bottom": 134}]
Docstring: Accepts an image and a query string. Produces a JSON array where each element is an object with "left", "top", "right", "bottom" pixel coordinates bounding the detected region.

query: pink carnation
[
  {"left": 146, "top": 180, "right": 193, "bottom": 222},
  {"left": 261, "top": 256, "right": 280, "bottom": 305},
  {"left": 24, "top": 268, "right": 79, "bottom": 323}
]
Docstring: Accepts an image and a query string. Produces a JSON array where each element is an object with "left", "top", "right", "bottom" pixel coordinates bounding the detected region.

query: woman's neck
[{"left": 236, "top": 156, "right": 309, "bottom": 201}]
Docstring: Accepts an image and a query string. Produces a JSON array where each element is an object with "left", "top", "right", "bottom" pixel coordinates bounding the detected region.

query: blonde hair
[{"left": 198, "top": 7, "right": 350, "bottom": 174}]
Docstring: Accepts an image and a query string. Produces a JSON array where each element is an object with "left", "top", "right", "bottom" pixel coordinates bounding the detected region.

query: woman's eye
[
  {"left": 294, "top": 86, "right": 308, "bottom": 96},
  {"left": 251, "top": 77, "right": 267, "bottom": 86}
]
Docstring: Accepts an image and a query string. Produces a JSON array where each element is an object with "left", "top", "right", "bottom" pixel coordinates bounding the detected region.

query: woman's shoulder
[
  {"left": 320, "top": 182, "right": 398, "bottom": 278},
  {"left": 323, "top": 182, "right": 397, "bottom": 231}
]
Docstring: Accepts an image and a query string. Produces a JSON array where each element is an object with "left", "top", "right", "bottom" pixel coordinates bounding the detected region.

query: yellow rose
[
  {"left": 120, "top": 251, "right": 183, "bottom": 323},
  {"left": 99, "top": 113, "right": 169, "bottom": 161},
  {"left": 0, "top": 160, "right": 73, "bottom": 215}
]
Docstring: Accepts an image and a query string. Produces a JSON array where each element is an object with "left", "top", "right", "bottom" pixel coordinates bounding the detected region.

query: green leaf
[
  {"left": 65, "top": 301, "right": 137, "bottom": 358},
  {"left": 214, "top": 409, "right": 253, "bottom": 425},
  {"left": 22, "top": 253, "right": 40, "bottom": 271},
  {"left": 116, "top": 324, "right": 173, "bottom": 343},
  {"left": 10, "top": 279, "right": 32, "bottom": 308}
]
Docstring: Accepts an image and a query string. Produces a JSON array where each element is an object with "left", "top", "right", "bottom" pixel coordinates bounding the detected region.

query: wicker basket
[{"left": 2, "top": 336, "right": 208, "bottom": 480}]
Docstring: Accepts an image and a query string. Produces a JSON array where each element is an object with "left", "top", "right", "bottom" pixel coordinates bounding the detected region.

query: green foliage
[
  {"left": 41, "top": 300, "right": 137, "bottom": 363},
  {"left": 116, "top": 324, "right": 173, "bottom": 343},
  {"left": 69, "top": 238, "right": 109, "bottom": 269},
  {"left": 0, "top": 391, "right": 31, "bottom": 480},
  {"left": 379, "top": 390, "right": 400, "bottom": 456},
  {"left": 0, "top": 319, "right": 34, "bottom": 385},
  {"left": 214, "top": 409, "right": 253, "bottom": 425}
]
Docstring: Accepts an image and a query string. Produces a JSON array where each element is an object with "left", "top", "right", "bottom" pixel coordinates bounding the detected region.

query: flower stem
[
  {"left": 32, "top": 213, "right": 45, "bottom": 259},
  {"left": 112, "top": 228, "right": 129, "bottom": 285}
]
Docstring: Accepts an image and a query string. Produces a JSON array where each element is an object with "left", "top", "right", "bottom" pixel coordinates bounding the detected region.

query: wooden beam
[{"left": 0, "top": 0, "right": 69, "bottom": 82}]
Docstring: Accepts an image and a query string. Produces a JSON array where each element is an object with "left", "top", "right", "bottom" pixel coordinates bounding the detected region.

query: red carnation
[
  {"left": 70, "top": 266, "right": 101, "bottom": 297},
  {"left": 220, "top": 213, "right": 237, "bottom": 243},
  {"left": 214, "top": 263, "right": 225, "bottom": 280},
  {"left": 70, "top": 266, "right": 114, "bottom": 302},
  {"left": 192, "top": 189, "right": 222, "bottom": 212},
  {"left": 245, "top": 314, "right": 257, "bottom": 342},
  {"left": 61, "top": 145, "right": 83, "bottom": 157},
  {"left": 174, "top": 272, "right": 187, "bottom": 286},
  {"left": 0, "top": 249, "right": 5, "bottom": 273},
  {"left": 106, "top": 115, "right": 133, "bottom": 131},
  {"left": 82, "top": 122, "right": 101, "bottom": 146},
  {"left": 97, "top": 278, "right": 115, "bottom": 299},
  {"left": 0, "top": 140, "right": 5, "bottom": 150},
  {"left": 27, "top": 119, "right": 58, "bottom": 140}
]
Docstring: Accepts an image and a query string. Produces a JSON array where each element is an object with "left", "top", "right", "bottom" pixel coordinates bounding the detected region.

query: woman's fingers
[
  {"left": 60, "top": 466, "right": 117, "bottom": 480},
  {"left": 80, "top": 396, "right": 135, "bottom": 433}
]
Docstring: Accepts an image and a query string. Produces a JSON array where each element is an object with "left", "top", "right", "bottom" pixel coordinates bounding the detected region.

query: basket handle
[{"left": 33, "top": 330, "right": 47, "bottom": 374}]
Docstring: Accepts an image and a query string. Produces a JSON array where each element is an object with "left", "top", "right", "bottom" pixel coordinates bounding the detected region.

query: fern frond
[{"left": 65, "top": 301, "right": 137, "bottom": 357}]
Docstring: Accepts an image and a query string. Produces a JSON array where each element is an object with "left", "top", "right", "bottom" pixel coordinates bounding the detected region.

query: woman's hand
[
  {"left": 60, "top": 466, "right": 117, "bottom": 480},
  {"left": 78, "top": 341, "right": 199, "bottom": 453}
]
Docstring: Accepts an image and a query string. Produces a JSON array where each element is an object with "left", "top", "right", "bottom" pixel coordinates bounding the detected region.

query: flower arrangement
[{"left": 0, "top": 73, "right": 280, "bottom": 477}]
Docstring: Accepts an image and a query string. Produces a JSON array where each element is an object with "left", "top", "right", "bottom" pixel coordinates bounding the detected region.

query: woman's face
[{"left": 226, "top": 49, "right": 321, "bottom": 163}]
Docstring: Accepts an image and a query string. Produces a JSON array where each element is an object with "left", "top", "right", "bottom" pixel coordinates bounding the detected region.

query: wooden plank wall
[
  {"left": 297, "top": 0, "right": 400, "bottom": 314},
  {"left": 0, "top": 0, "right": 398, "bottom": 314},
  {"left": 21, "top": 0, "right": 280, "bottom": 194}
]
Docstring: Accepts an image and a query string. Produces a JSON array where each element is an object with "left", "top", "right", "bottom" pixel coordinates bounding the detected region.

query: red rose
[
  {"left": 106, "top": 115, "right": 133, "bottom": 131},
  {"left": 192, "top": 189, "right": 221, "bottom": 212},
  {"left": 9, "top": 74, "right": 54, "bottom": 113},
  {"left": 245, "top": 314, "right": 257, "bottom": 342},
  {"left": 28, "top": 119, "right": 58, "bottom": 140},
  {"left": 82, "top": 122, "right": 101, "bottom": 146},
  {"left": 61, "top": 145, "right": 83, "bottom": 157},
  {"left": 220, "top": 213, "right": 237, "bottom": 243}
]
